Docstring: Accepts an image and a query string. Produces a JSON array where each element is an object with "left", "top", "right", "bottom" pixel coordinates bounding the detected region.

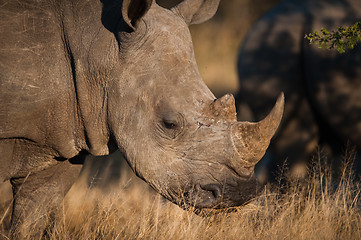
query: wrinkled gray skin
[
  {"left": 237, "top": 0, "right": 361, "bottom": 181},
  {"left": 0, "top": 0, "right": 284, "bottom": 236}
]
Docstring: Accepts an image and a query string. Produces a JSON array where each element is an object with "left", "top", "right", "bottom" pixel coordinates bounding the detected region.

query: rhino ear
[
  {"left": 122, "top": 0, "right": 153, "bottom": 30},
  {"left": 172, "top": 0, "right": 220, "bottom": 25}
]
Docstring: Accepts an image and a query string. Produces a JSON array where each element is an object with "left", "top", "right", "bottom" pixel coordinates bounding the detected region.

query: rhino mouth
[{"left": 179, "top": 176, "right": 262, "bottom": 210}]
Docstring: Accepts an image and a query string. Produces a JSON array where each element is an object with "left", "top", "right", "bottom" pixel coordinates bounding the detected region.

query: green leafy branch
[{"left": 305, "top": 21, "right": 361, "bottom": 53}]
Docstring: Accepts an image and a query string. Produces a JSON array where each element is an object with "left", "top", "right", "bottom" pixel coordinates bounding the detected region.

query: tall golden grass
[{"left": 1, "top": 153, "right": 361, "bottom": 240}]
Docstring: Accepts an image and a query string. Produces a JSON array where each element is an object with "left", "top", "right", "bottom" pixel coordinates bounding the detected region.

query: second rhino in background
[{"left": 237, "top": 0, "right": 361, "bottom": 181}]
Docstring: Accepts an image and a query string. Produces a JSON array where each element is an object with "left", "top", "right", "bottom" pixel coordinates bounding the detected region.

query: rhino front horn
[{"left": 231, "top": 93, "right": 284, "bottom": 165}]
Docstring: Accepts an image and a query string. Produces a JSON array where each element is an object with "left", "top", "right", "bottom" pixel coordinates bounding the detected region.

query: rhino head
[{"left": 102, "top": 0, "right": 284, "bottom": 209}]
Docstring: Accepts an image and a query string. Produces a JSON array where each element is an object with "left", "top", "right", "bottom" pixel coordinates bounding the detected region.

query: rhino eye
[
  {"left": 163, "top": 119, "right": 178, "bottom": 130},
  {"left": 156, "top": 111, "right": 185, "bottom": 139}
]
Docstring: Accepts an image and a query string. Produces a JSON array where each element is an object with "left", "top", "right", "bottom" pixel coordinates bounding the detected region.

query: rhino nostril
[
  {"left": 184, "top": 184, "right": 224, "bottom": 209},
  {"left": 201, "top": 184, "right": 223, "bottom": 203}
]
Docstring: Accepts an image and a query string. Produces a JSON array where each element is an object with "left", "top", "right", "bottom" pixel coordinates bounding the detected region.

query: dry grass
[{"left": 1, "top": 153, "right": 361, "bottom": 240}]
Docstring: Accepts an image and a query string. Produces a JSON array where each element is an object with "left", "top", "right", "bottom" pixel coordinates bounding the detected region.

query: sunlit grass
[{"left": 1, "top": 152, "right": 361, "bottom": 239}]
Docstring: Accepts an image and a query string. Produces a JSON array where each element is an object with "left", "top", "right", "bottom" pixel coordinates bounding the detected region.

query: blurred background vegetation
[{"left": 157, "top": 0, "right": 282, "bottom": 97}]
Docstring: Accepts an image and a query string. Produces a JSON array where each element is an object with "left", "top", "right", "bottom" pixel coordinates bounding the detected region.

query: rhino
[
  {"left": 0, "top": 0, "right": 284, "bottom": 235},
  {"left": 237, "top": 0, "right": 361, "bottom": 181}
]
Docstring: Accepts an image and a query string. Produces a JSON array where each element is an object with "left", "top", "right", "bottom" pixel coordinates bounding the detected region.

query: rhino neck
[
  {"left": 72, "top": 64, "right": 111, "bottom": 156},
  {"left": 60, "top": 0, "right": 120, "bottom": 156}
]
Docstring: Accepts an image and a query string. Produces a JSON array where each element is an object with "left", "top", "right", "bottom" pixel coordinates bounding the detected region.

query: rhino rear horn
[
  {"left": 210, "top": 94, "right": 237, "bottom": 121},
  {"left": 172, "top": 0, "right": 220, "bottom": 25},
  {"left": 231, "top": 93, "right": 284, "bottom": 165}
]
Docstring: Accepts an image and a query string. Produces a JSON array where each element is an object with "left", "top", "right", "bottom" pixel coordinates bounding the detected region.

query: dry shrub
[{"left": 3, "top": 152, "right": 360, "bottom": 240}]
